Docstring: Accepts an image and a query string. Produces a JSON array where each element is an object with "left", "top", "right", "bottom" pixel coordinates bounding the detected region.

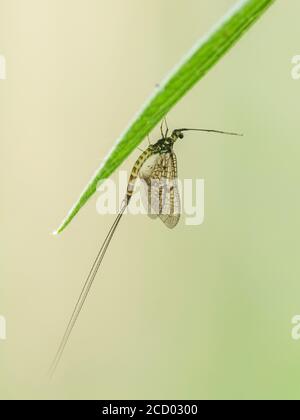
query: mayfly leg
[
  {"left": 50, "top": 147, "right": 153, "bottom": 376},
  {"left": 163, "top": 117, "right": 169, "bottom": 138}
]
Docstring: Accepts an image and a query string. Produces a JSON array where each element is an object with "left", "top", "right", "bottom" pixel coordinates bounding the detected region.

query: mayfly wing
[
  {"left": 139, "top": 154, "right": 166, "bottom": 218},
  {"left": 139, "top": 153, "right": 162, "bottom": 218},
  {"left": 139, "top": 152, "right": 181, "bottom": 229},
  {"left": 50, "top": 147, "right": 153, "bottom": 376},
  {"left": 159, "top": 152, "right": 181, "bottom": 229}
]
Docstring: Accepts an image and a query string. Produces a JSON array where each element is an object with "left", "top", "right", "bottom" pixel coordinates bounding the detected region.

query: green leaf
[{"left": 54, "top": 0, "right": 276, "bottom": 234}]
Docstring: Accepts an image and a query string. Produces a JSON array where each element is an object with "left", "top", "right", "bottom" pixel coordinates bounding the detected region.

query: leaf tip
[{"left": 52, "top": 224, "right": 65, "bottom": 235}]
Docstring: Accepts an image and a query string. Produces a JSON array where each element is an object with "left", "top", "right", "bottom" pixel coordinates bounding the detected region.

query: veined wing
[
  {"left": 139, "top": 153, "right": 161, "bottom": 219},
  {"left": 139, "top": 152, "right": 181, "bottom": 229},
  {"left": 159, "top": 153, "right": 181, "bottom": 229}
]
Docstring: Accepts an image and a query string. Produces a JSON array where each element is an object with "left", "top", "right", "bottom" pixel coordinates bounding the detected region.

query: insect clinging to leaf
[{"left": 50, "top": 120, "right": 242, "bottom": 375}]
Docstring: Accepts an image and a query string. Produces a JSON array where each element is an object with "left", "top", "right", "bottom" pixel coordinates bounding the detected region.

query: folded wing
[{"left": 139, "top": 152, "right": 181, "bottom": 229}]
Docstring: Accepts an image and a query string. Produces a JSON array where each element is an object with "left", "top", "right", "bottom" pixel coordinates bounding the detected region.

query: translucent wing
[
  {"left": 139, "top": 152, "right": 181, "bottom": 229},
  {"left": 159, "top": 153, "right": 181, "bottom": 229},
  {"left": 139, "top": 153, "right": 161, "bottom": 219}
]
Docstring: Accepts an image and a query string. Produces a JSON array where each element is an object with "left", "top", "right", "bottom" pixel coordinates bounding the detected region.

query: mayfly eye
[{"left": 179, "top": 133, "right": 184, "bottom": 139}]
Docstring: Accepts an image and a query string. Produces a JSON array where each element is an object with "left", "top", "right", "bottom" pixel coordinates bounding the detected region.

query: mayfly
[{"left": 50, "top": 123, "right": 242, "bottom": 375}]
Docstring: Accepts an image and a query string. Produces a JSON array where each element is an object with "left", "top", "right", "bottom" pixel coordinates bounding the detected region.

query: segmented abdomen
[{"left": 126, "top": 148, "right": 154, "bottom": 204}]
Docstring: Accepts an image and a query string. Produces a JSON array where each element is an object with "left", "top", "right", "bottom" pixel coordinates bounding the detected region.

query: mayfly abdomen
[{"left": 126, "top": 148, "right": 154, "bottom": 204}]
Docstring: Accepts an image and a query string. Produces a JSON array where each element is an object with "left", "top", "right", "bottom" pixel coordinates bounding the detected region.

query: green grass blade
[{"left": 54, "top": 0, "right": 275, "bottom": 234}]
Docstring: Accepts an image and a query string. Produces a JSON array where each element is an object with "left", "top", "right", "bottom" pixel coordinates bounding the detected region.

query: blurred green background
[{"left": 1, "top": 0, "right": 300, "bottom": 400}]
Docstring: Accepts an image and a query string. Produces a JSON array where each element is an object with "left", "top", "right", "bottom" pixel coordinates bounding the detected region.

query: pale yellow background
[{"left": 1, "top": 0, "right": 300, "bottom": 400}]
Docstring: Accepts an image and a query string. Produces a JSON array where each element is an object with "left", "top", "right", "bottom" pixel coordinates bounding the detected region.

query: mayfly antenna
[{"left": 176, "top": 128, "right": 243, "bottom": 136}]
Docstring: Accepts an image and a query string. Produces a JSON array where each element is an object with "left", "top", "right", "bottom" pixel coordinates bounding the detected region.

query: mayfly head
[{"left": 171, "top": 129, "right": 185, "bottom": 142}]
